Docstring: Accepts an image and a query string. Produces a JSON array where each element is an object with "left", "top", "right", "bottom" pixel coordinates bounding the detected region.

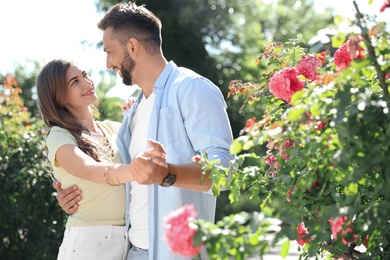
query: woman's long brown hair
[{"left": 36, "top": 59, "right": 101, "bottom": 161}]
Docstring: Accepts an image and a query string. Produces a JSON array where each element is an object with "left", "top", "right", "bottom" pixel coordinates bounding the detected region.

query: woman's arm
[{"left": 55, "top": 139, "right": 167, "bottom": 185}]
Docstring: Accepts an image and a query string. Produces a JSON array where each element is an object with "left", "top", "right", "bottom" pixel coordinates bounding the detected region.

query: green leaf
[
  {"left": 230, "top": 139, "right": 243, "bottom": 154},
  {"left": 350, "top": 59, "right": 371, "bottom": 70},
  {"left": 334, "top": 15, "right": 344, "bottom": 26},
  {"left": 280, "top": 240, "right": 290, "bottom": 258},
  {"left": 193, "top": 230, "right": 204, "bottom": 247},
  {"left": 288, "top": 107, "right": 306, "bottom": 121},
  {"left": 331, "top": 33, "right": 346, "bottom": 48},
  {"left": 344, "top": 183, "right": 358, "bottom": 195},
  {"left": 291, "top": 90, "right": 305, "bottom": 105},
  {"left": 242, "top": 140, "right": 254, "bottom": 150}
]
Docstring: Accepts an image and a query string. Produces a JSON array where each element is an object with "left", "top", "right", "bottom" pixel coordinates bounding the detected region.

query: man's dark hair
[{"left": 98, "top": 1, "right": 162, "bottom": 54}]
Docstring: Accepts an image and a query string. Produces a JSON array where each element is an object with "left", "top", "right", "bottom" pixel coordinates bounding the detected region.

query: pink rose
[
  {"left": 329, "top": 215, "right": 358, "bottom": 245},
  {"left": 334, "top": 39, "right": 365, "bottom": 70},
  {"left": 334, "top": 43, "right": 352, "bottom": 70},
  {"left": 297, "top": 55, "right": 322, "bottom": 82},
  {"left": 163, "top": 204, "right": 202, "bottom": 257},
  {"left": 264, "top": 152, "right": 279, "bottom": 169},
  {"left": 297, "top": 222, "right": 311, "bottom": 246},
  {"left": 281, "top": 138, "right": 295, "bottom": 150},
  {"left": 269, "top": 67, "right": 305, "bottom": 103}
]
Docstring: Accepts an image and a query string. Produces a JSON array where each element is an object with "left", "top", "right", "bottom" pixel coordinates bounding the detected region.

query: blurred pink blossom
[
  {"left": 297, "top": 222, "right": 311, "bottom": 246},
  {"left": 269, "top": 67, "right": 305, "bottom": 103},
  {"left": 265, "top": 152, "right": 279, "bottom": 169},
  {"left": 163, "top": 204, "right": 202, "bottom": 257},
  {"left": 334, "top": 39, "right": 365, "bottom": 70},
  {"left": 329, "top": 215, "right": 358, "bottom": 245},
  {"left": 297, "top": 55, "right": 322, "bottom": 81},
  {"left": 334, "top": 43, "right": 352, "bottom": 70}
]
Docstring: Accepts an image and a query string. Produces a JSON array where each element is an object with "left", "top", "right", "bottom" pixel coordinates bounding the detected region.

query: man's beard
[{"left": 120, "top": 51, "right": 136, "bottom": 86}]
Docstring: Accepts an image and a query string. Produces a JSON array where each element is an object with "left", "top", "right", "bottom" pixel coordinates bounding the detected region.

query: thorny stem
[{"left": 352, "top": 0, "right": 389, "bottom": 101}]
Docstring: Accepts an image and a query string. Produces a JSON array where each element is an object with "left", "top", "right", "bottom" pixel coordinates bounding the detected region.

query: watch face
[{"left": 161, "top": 173, "right": 176, "bottom": 187}]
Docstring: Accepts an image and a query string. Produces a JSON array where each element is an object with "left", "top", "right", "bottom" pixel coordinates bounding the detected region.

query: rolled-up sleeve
[{"left": 178, "top": 77, "right": 235, "bottom": 167}]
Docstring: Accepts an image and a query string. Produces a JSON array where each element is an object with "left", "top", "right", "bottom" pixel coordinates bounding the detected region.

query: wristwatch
[{"left": 160, "top": 172, "right": 176, "bottom": 187}]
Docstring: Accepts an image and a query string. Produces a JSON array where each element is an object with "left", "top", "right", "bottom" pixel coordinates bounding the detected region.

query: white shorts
[{"left": 57, "top": 225, "right": 128, "bottom": 260}]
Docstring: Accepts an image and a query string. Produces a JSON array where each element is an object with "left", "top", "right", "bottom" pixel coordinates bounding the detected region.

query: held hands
[
  {"left": 130, "top": 139, "right": 169, "bottom": 185},
  {"left": 52, "top": 139, "right": 168, "bottom": 215}
]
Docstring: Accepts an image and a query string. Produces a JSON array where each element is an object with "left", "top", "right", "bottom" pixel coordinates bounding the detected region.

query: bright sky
[{"left": 0, "top": 0, "right": 388, "bottom": 98}]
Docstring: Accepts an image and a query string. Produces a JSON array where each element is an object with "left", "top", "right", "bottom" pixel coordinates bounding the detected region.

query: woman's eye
[
  {"left": 71, "top": 79, "right": 79, "bottom": 86},
  {"left": 83, "top": 72, "right": 90, "bottom": 79}
]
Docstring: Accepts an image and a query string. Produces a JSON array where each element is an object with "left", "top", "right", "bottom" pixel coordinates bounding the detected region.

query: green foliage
[
  {"left": 196, "top": 212, "right": 276, "bottom": 260},
  {"left": 0, "top": 75, "right": 66, "bottom": 259},
  {"left": 95, "top": 72, "right": 127, "bottom": 122},
  {"left": 193, "top": 6, "right": 390, "bottom": 260},
  {"left": 0, "top": 60, "right": 128, "bottom": 259}
]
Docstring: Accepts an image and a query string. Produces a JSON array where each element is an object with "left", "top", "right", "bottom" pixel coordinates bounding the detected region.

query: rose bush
[{"left": 164, "top": 1, "right": 390, "bottom": 259}]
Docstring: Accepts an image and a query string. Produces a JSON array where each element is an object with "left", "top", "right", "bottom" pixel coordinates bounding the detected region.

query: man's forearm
[{"left": 169, "top": 163, "right": 212, "bottom": 192}]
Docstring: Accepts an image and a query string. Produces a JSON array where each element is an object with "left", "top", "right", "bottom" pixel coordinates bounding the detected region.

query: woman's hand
[{"left": 121, "top": 96, "right": 136, "bottom": 111}]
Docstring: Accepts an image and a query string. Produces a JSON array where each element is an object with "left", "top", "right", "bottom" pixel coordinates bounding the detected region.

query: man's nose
[{"left": 106, "top": 56, "right": 113, "bottom": 69}]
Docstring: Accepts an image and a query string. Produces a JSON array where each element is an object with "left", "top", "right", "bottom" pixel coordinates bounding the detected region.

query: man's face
[
  {"left": 120, "top": 51, "right": 136, "bottom": 86},
  {"left": 103, "top": 27, "right": 136, "bottom": 86}
]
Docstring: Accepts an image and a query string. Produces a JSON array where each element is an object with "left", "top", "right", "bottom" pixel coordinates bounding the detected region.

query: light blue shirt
[{"left": 116, "top": 61, "right": 234, "bottom": 260}]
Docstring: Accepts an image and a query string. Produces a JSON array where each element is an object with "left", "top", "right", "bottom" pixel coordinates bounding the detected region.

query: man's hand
[
  {"left": 131, "top": 139, "right": 169, "bottom": 185},
  {"left": 53, "top": 181, "right": 82, "bottom": 215}
]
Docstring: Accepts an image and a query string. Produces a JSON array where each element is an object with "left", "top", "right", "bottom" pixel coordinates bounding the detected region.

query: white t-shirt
[{"left": 128, "top": 92, "right": 155, "bottom": 249}]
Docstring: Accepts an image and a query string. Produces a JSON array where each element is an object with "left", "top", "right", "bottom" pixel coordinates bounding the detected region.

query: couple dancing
[{"left": 36, "top": 2, "right": 234, "bottom": 260}]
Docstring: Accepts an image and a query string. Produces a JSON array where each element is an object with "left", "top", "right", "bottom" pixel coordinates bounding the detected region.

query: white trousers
[{"left": 57, "top": 225, "right": 128, "bottom": 260}]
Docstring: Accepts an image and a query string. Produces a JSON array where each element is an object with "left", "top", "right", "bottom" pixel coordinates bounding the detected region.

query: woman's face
[{"left": 63, "top": 63, "right": 97, "bottom": 113}]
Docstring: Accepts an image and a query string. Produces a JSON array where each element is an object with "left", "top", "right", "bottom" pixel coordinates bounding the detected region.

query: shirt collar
[{"left": 153, "top": 61, "right": 177, "bottom": 90}]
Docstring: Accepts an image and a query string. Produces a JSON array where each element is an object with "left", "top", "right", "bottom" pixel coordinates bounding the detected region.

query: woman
[{"left": 36, "top": 59, "right": 165, "bottom": 260}]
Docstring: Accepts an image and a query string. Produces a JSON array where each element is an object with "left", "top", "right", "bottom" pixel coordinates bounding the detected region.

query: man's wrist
[{"left": 160, "top": 163, "right": 177, "bottom": 187}]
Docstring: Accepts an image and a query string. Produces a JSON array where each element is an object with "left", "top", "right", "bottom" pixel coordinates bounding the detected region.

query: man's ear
[{"left": 127, "top": 38, "right": 140, "bottom": 56}]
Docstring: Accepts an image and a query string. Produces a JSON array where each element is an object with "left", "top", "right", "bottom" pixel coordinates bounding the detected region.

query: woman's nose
[{"left": 83, "top": 77, "right": 93, "bottom": 86}]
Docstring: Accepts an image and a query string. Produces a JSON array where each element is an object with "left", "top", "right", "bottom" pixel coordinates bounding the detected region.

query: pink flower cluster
[
  {"left": 163, "top": 204, "right": 202, "bottom": 257},
  {"left": 269, "top": 67, "right": 304, "bottom": 103},
  {"left": 329, "top": 215, "right": 358, "bottom": 245},
  {"left": 297, "top": 222, "right": 311, "bottom": 246},
  {"left": 296, "top": 55, "right": 322, "bottom": 82},
  {"left": 334, "top": 39, "right": 365, "bottom": 70},
  {"left": 264, "top": 138, "right": 295, "bottom": 176},
  {"left": 269, "top": 54, "right": 323, "bottom": 103}
]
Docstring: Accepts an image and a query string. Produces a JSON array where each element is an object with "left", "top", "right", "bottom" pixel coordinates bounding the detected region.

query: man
[{"left": 55, "top": 2, "right": 234, "bottom": 259}]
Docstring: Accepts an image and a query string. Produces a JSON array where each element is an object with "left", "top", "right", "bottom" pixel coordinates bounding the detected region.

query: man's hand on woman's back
[{"left": 53, "top": 181, "right": 82, "bottom": 215}]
